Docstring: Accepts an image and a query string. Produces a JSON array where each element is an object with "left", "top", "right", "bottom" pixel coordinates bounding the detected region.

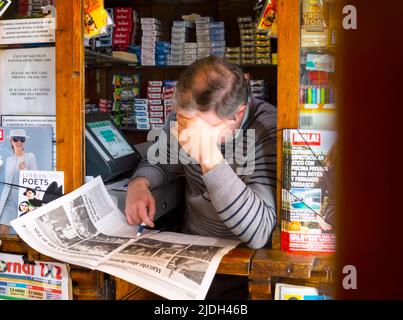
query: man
[{"left": 125, "top": 56, "right": 277, "bottom": 250}]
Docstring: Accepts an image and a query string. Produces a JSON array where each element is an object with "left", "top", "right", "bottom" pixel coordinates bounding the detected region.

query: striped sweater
[{"left": 132, "top": 98, "right": 277, "bottom": 249}]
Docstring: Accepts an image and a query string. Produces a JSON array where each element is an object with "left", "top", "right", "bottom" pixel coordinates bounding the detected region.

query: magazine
[
  {"left": 0, "top": 252, "right": 71, "bottom": 300},
  {"left": 0, "top": 127, "right": 53, "bottom": 232},
  {"left": 10, "top": 176, "right": 240, "bottom": 300},
  {"left": 281, "top": 129, "right": 337, "bottom": 254},
  {"left": 18, "top": 170, "right": 64, "bottom": 217}
]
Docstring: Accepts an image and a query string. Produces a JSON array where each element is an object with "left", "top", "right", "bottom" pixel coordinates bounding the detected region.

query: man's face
[
  {"left": 26, "top": 191, "right": 35, "bottom": 199},
  {"left": 176, "top": 106, "right": 245, "bottom": 143}
]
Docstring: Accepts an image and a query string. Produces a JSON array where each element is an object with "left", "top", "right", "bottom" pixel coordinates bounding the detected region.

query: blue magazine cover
[{"left": 0, "top": 127, "right": 53, "bottom": 234}]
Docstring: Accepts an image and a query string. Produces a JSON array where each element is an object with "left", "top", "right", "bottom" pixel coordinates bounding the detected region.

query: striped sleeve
[
  {"left": 201, "top": 134, "right": 277, "bottom": 249},
  {"left": 132, "top": 118, "right": 182, "bottom": 190}
]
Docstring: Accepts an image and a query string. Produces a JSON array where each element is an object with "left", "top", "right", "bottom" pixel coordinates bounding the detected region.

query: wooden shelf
[{"left": 85, "top": 50, "right": 278, "bottom": 69}]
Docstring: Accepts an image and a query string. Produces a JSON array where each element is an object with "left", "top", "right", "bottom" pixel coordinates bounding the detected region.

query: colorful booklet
[
  {"left": 18, "top": 170, "right": 64, "bottom": 217},
  {"left": 0, "top": 127, "right": 53, "bottom": 231}
]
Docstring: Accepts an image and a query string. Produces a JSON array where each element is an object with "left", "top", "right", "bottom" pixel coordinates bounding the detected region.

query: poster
[
  {"left": 1, "top": 115, "right": 57, "bottom": 169},
  {"left": 0, "top": 47, "right": 56, "bottom": 115},
  {"left": 0, "top": 127, "right": 53, "bottom": 232}
]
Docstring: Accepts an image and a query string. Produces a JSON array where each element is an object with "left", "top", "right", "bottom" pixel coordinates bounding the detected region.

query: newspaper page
[
  {"left": 11, "top": 176, "right": 240, "bottom": 300},
  {"left": 11, "top": 176, "right": 150, "bottom": 269},
  {"left": 0, "top": 252, "right": 71, "bottom": 300},
  {"left": 99, "top": 232, "right": 239, "bottom": 300}
]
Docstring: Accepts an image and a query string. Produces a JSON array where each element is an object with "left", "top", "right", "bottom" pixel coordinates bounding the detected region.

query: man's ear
[{"left": 235, "top": 104, "right": 247, "bottom": 122}]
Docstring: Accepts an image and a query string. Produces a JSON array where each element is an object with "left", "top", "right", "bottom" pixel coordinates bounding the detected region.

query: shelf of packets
[
  {"left": 112, "top": 74, "right": 141, "bottom": 128},
  {"left": 113, "top": 78, "right": 177, "bottom": 130},
  {"left": 281, "top": 129, "right": 336, "bottom": 254},
  {"left": 299, "top": 52, "right": 336, "bottom": 130}
]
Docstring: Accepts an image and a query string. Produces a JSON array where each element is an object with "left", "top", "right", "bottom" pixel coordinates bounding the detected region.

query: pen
[{"left": 136, "top": 222, "right": 147, "bottom": 238}]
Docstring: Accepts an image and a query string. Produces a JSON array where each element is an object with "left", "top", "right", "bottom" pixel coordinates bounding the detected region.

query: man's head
[
  {"left": 175, "top": 56, "right": 249, "bottom": 136},
  {"left": 23, "top": 188, "right": 36, "bottom": 199}
]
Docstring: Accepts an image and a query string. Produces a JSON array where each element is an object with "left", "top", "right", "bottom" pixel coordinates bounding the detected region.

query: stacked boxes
[
  {"left": 147, "top": 81, "right": 164, "bottom": 128},
  {"left": 146, "top": 80, "right": 178, "bottom": 129},
  {"left": 155, "top": 41, "right": 171, "bottom": 66},
  {"left": 249, "top": 79, "right": 269, "bottom": 101},
  {"left": 134, "top": 99, "right": 150, "bottom": 130},
  {"left": 237, "top": 16, "right": 272, "bottom": 65},
  {"left": 196, "top": 17, "right": 226, "bottom": 60},
  {"left": 168, "top": 21, "right": 195, "bottom": 66},
  {"left": 112, "top": 74, "right": 141, "bottom": 127},
  {"left": 141, "top": 18, "right": 163, "bottom": 66},
  {"left": 163, "top": 81, "right": 177, "bottom": 122},
  {"left": 225, "top": 47, "right": 241, "bottom": 65},
  {"left": 113, "top": 7, "right": 138, "bottom": 50}
]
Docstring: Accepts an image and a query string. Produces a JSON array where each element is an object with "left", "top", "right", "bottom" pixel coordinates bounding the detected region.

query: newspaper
[
  {"left": 0, "top": 252, "right": 71, "bottom": 300},
  {"left": 10, "top": 176, "right": 240, "bottom": 300}
]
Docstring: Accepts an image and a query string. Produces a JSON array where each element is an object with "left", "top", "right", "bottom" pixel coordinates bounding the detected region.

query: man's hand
[
  {"left": 173, "top": 114, "right": 229, "bottom": 173},
  {"left": 125, "top": 177, "right": 155, "bottom": 228}
]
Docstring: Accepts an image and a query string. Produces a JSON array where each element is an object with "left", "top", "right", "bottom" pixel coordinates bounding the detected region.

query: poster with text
[{"left": 0, "top": 47, "right": 56, "bottom": 115}]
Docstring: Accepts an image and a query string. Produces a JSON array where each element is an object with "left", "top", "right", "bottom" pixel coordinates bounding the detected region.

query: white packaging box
[
  {"left": 149, "top": 99, "right": 163, "bottom": 105},
  {"left": 147, "top": 86, "right": 162, "bottom": 93},
  {"left": 149, "top": 105, "right": 164, "bottom": 111},
  {"left": 184, "top": 42, "right": 198, "bottom": 49},
  {"left": 141, "top": 18, "right": 162, "bottom": 25},
  {"left": 150, "top": 111, "right": 164, "bottom": 117},
  {"left": 149, "top": 117, "right": 164, "bottom": 124},
  {"left": 142, "top": 24, "right": 162, "bottom": 31}
]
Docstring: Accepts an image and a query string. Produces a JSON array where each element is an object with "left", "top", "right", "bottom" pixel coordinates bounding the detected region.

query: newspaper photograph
[
  {"left": 0, "top": 252, "right": 71, "bottom": 300},
  {"left": 10, "top": 176, "right": 240, "bottom": 300}
]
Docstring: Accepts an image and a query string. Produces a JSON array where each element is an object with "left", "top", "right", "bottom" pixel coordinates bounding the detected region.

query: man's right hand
[{"left": 125, "top": 177, "right": 156, "bottom": 228}]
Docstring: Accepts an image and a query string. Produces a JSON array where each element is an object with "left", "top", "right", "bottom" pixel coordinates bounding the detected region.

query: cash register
[{"left": 85, "top": 113, "right": 179, "bottom": 222}]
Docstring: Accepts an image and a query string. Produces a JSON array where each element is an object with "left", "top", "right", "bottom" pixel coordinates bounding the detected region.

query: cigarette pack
[
  {"left": 135, "top": 105, "right": 148, "bottom": 112},
  {"left": 141, "top": 18, "right": 161, "bottom": 25},
  {"left": 196, "top": 17, "right": 214, "bottom": 23},
  {"left": 164, "top": 99, "right": 175, "bottom": 106},
  {"left": 150, "top": 111, "right": 164, "bottom": 118},
  {"left": 173, "top": 21, "right": 194, "bottom": 28},
  {"left": 149, "top": 99, "right": 163, "bottom": 105},
  {"left": 148, "top": 81, "right": 163, "bottom": 87},
  {"left": 135, "top": 98, "right": 148, "bottom": 105},
  {"left": 137, "top": 123, "right": 151, "bottom": 130},
  {"left": 163, "top": 80, "right": 177, "bottom": 87},
  {"left": 147, "top": 93, "right": 162, "bottom": 100},
  {"left": 135, "top": 116, "right": 150, "bottom": 123},
  {"left": 151, "top": 124, "right": 165, "bottom": 129},
  {"left": 142, "top": 24, "right": 162, "bottom": 31},
  {"left": 149, "top": 117, "right": 164, "bottom": 124},
  {"left": 163, "top": 86, "right": 176, "bottom": 93},
  {"left": 149, "top": 105, "right": 164, "bottom": 111}
]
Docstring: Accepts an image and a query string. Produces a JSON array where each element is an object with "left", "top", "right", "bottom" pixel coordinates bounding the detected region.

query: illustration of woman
[
  {"left": 18, "top": 201, "right": 31, "bottom": 217},
  {"left": 0, "top": 129, "right": 37, "bottom": 234}
]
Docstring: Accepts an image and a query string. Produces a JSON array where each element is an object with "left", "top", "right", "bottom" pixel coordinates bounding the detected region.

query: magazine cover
[
  {"left": 18, "top": 170, "right": 64, "bottom": 217},
  {"left": 0, "top": 252, "right": 72, "bottom": 300},
  {"left": 0, "top": 127, "right": 53, "bottom": 234},
  {"left": 281, "top": 129, "right": 337, "bottom": 253}
]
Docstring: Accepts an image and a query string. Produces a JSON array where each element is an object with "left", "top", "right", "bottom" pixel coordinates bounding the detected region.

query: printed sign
[{"left": 0, "top": 17, "right": 56, "bottom": 44}]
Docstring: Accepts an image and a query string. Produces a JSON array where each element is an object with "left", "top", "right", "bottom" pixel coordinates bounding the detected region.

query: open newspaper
[{"left": 10, "top": 176, "right": 240, "bottom": 300}]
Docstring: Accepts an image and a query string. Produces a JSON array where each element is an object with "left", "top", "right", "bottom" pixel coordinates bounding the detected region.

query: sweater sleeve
[
  {"left": 132, "top": 115, "right": 182, "bottom": 190},
  {"left": 201, "top": 132, "right": 277, "bottom": 249}
]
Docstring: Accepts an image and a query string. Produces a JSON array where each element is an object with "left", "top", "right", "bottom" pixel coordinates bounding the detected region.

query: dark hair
[
  {"left": 23, "top": 188, "right": 36, "bottom": 196},
  {"left": 19, "top": 201, "right": 29, "bottom": 212},
  {"left": 176, "top": 56, "right": 248, "bottom": 118}
]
